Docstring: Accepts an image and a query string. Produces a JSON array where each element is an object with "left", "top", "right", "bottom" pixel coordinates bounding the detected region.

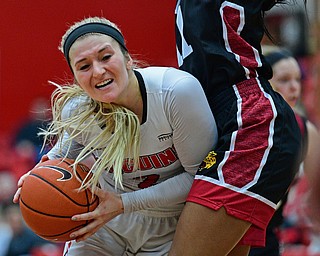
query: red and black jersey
[
  {"left": 175, "top": 0, "right": 303, "bottom": 247},
  {"left": 175, "top": 0, "right": 275, "bottom": 96}
]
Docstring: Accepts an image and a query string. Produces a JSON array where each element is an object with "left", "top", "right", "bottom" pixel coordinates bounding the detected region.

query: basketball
[{"left": 19, "top": 158, "right": 99, "bottom": 242}]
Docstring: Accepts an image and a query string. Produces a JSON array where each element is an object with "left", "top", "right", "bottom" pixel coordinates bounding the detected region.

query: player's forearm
[
  {"left": 47, "top": 132, "right": 83, "bottom": 160},
  {"left": 121, "top": 172, "right": 193, "bottom": 213}
]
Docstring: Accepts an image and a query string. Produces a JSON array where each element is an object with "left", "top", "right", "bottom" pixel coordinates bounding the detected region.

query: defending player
[{"left": 170, "top": 1, "right": 305, "bottom": 255}]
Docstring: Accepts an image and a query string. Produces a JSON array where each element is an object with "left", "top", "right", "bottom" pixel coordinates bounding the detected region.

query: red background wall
[{"left": 0, "top": 1, "right": 177, "bottom": 136}]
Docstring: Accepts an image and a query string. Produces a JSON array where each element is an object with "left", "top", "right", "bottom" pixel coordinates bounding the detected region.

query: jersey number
[
  {"left": 175, "top": 2, "right": 193, "bottom": 67},
  {"left": 135, "top": 174, "right": 160, "bottom": 189},
  {"left": 176, "top": 1, "right": 261, "bottom": 77}
]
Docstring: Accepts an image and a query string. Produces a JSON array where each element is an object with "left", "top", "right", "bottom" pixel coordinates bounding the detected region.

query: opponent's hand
[
  {"left": 69, "top": 187, "right": 124, "bottom": 242},
  {"left": 12, "top": 155, "right": 49, "bottom": 203}
]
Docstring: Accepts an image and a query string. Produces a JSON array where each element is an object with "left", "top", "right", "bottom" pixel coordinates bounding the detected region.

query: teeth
[{"left": 96, "top": 79, "right": 112, "bottom": 88}]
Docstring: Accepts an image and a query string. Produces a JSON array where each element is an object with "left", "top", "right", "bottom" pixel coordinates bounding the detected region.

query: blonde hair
[
  {"left": 41, "top": 17, "right": 141, "bottom": 191},
  {"left": 41, "top": 83, "right": 141, "bottom": 191}
]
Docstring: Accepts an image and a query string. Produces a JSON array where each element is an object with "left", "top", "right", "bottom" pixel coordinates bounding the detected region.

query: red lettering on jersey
[
  {"left": 149, "top": 155, "right": 162, "bottom": 168},
  {"left": 138, "top": 156, "right": 154, "bottom": 170},
  {"left": 122, "top": 159, "right": 135, "bottom": 173},
  {"left": 121, "top": 146, "right": 178, "bottom": 173},
  {"left": 158, "top": 148, "right": 178, "bottom": 166}
]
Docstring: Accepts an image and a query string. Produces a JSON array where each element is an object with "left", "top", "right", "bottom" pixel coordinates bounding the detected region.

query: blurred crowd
[{"left": 0, "top": 97, "right": 63, "bottom": 256}]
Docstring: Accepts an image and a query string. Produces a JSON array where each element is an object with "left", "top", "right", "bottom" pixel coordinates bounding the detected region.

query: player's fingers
[
  {"left": 71, "top": 208, "right": 99, "bottom": 221},
  {"left": 74, "top": 223, "right": 104, "bottom": 242},
  {"left": 13, "top": 187, "right": 22, "bottom": 203},
  {"left": 17, "top": 171, "right": 31, "bottom": 187},
  {"left": 70, "top": 225, "right": 89, "bottom": 239},
  {"left": 40, "top": 155, "right": 49, "bottom": 162},
  {"left": 70, "top": 219, "right": 102, "bottom": 239},
  {"left": 90, "top": 187, "right": 106, "bottom": 200},
  {"left": 75, "top": 231, "right": 95, "bottom": 242}
]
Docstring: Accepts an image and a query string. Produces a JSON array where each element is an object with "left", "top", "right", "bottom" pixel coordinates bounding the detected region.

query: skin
[
  {"left": 14, "top": 34, "right": 144, "bottom": 242},
  {"left": 269, "top": 57, "right": 301, "bottom": 108},
  {"left": 70, "top": 34, "right": 143, "bottom": 120},
  {"left": 169, "top": 203, "right": 251, "bottom": 256},
  {"left": 304, "top": 123, "right": 320, "bottom": 232}
]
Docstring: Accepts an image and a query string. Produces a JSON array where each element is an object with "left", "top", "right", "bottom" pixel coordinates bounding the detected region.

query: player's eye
[
  {"left": 79, "top": 64, "right": 90, "bottom": 71},
  {"left": 278, "top": 77, "right": 290, "bottom": 84},
  {"left": 102, "top": 55, "right": 111, "bottom": 61}
]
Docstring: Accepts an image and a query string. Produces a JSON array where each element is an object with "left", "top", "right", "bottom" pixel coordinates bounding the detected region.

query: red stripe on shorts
[{"left": 219, "top": 82, "right": 274, "bottom": 188}]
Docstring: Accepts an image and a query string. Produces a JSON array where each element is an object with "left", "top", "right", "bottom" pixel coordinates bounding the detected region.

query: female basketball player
[
  {"left": 170, "top": 1, "right": 306, "bottom": 255},
  {"left": 14, "top": 17, "right": 218, "bottom": 255}
]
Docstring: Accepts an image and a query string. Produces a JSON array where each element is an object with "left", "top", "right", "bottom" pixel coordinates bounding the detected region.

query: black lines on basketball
[
  {"left": 19, "top": 158, "right": 99, "bottom": 242},
  {"left": 29, "top": 172, "right": 91, "bottom": 207}
]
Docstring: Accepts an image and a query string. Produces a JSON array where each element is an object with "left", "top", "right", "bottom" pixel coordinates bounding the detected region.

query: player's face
[
  {"left": 270, "top": 57, "right": 301, "bottom": 108},
  {"left": 69, "top": 34, "right": 133, "bottom": 105}
]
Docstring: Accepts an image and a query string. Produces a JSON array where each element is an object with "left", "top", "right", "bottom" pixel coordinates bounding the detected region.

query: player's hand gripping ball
[{"left": 19, "top": 158, "right": 99, "bottom": 242}]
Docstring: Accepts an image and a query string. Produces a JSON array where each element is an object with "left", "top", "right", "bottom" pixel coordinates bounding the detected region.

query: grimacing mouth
[{"left": 96, "top": 79, "right": 113, "bottom": 89}]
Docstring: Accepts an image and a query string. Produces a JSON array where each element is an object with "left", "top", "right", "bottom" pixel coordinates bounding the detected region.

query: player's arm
[
  {"left": 122, "top": 69, "right": 218, "bottom": 211},
  {"left": 46, "top": 132, "right": 84, "bottom": 160},
  {"left": 121, "top": 171, "right": 193, "bottom": 212},
  {"left": 166, "top": 69, "right": 217, "bottom": 175},
  {"left": 303, "top": 120, "right": 320, "bottom": 228}
]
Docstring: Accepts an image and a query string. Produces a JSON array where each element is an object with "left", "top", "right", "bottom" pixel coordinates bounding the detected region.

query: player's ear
[{"left": 126, "top": 56, "right": 133, "bottom": 70}]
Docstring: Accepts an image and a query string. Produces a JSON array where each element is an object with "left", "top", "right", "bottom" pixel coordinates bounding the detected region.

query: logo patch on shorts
[{"left": 199, "top": 151, "right": 217, "bottom": 171}]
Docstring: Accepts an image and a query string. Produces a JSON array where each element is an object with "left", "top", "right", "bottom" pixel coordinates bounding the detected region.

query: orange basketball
[{"left": 19, "top": 158, "right": 99, "bottom": 242}]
